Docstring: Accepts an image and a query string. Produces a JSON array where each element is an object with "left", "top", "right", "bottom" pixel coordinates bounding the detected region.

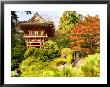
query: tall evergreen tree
[{"left": 11, "top": 11, "right": 31, "bottom": 71}]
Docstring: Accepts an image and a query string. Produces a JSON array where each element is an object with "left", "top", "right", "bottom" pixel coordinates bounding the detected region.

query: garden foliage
[{"left": 81, "top": 53, "right": 100, "bottom": 77}]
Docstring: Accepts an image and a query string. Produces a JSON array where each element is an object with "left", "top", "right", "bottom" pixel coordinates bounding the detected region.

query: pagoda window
[
  {"left": 38, "top": 31, "right": 41, "bottom": 36},
  {"left": 32, "top": 31, "right": 35, "bottom": 36}
]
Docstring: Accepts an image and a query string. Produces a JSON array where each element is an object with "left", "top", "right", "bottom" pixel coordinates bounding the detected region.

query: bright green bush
[
  {"left": 52, "top": 48, "right": 74, "bottom": 67},
  {"left": 62, "top": 65, "right": 74, "bottom": 77},
  {"left": 42, "top": 40, "right": 60, "bottom": 61},
  {"left": 24, "top": 47, "right": 37, "bottom": 58},
  {"left": 53, "top": 58, "right": 68, "bottom": 66},
  {"left": 24, "top": 44, "right": 60, "bottom": 62},
  {"left": 55, "top": 53, "right": 100, "bottom": 77},
  {"left": 66, "top": 53, "right": 73, "bottom": 62},
  {"left": 71, "top": 68, "right": 84, "bottom": 77},
  {"left": 20, "top": 62, "right": 84, "bottom": 77},
  {"left": 81, "top": 53, "right": 100, "bottom": 77},
  {"left": 61, "top": 48, "right": 71, "bottom": 55},
  {"left": 43, "top": 40, "right": 59, "bottom": 50},
  {"left": 19, "top": 56, "right": 40, "bottom": 72},
  {"left": 21, "top": 69, "right": 57, "bottom": 77},
  {"left": 20, "top": 53, "right": 100, "bottom": 77},
  {"left": 20, "top": 60, "right": 58, "bottom": 77},
  {"left": 61, "top": 48, "right": 73, "bottom": 62},
  {"left": 40, "top": 70, "right": 56, "bottom": 77},
  {"left": 54, "top": 65, "right": 83, "bottom": 77},
  {"left": 38, "top": 49, "right": 53, "bottom": 62}
]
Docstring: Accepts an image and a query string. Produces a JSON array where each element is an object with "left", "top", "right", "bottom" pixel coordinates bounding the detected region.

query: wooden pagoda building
[{"left": 19, "top": 14, "right": 55, "bottom": 48}]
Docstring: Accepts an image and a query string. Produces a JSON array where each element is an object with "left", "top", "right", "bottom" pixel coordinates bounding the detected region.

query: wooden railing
[{"left": 24, "top": 36, "right": 48, "bottom": 38}]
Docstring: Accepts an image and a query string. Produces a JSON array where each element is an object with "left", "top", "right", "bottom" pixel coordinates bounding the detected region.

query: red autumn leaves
[{"left": 70, "top": 15, "right": 100, "bottom": 54}]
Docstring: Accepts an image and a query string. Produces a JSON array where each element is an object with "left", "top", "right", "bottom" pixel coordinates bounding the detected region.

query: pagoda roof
[
  {"left": 19, "top": 14, "right": 54, "bottom": 28},
  {"left": 20, "top": 15, "right": 53, "bottom": 25},
  {"left": 27, "top": 14, "right": 52, "bottom": 24}
]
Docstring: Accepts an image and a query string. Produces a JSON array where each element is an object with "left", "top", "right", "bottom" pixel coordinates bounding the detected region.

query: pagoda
[{"left": 19, "top": 13, "right": 55, "bottom": 48}]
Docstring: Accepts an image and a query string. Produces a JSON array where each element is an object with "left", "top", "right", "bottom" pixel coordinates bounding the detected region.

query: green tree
[
  {"left": 58, "top": 11, "right": 82, "bottom": 35},
  {"left": 11, "top": 11, "right": 18, "bottom": 48},
  {"left": 11, "top": 11, "right": 31, "bottom": 71}
]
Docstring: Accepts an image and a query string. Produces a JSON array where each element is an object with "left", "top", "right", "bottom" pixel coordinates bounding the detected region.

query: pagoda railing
[{"left": 24, "top": 36, "right": 48, "bottom": 38}]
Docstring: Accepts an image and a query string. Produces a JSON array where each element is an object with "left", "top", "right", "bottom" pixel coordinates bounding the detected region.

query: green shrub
[
  {"left": 20, "top": 52, "right": 100, "bottom": 77},
  {"left": 41, "top": 70, "right": 56, "bottom": 77},
  {"left": 71, "top": 68, "right": 84, "bottom": 77},
  {"left": 21, "top": 69, "right": 56, "bottom": 77},
  {"left": 23, "top": 40, "right": 60, "bottom": 62},
  {"left": 24, "top": 47, "right": 37, "bottom": 58},
  {"left": 61, "top": 48, "right": 71, "bottom": 55},
  {"left": 20, "top": 61, "right": 58, "bottom": 77},
  {"left": 61, "top": 48, "right": 73, "bottom": 62},
  {"left": 62, "top": 65, "right": 74, "bottom": 77},
  {"left": 66, "top": 53, "right": 73, "bottom": 62},
  {"left": 11, "top": 59, "right": 20, "bottom": 70},
  {"left": 52, "top": 48, "right": 74, "bottom": 67},
  {"left": 54, "top": 65, "right": 82, "bottom": 77},
  {"left": 24, "top": 48, "right": 48, "bottom": 62},
  {"left": 81, "top": 53, "right": 100, "bottom": 77},
  {"left": 24, "top": 41, "right": 60, "bottom": 62},
  {"left": 42, "top": 40, "right": 60, "bottom": 61},
  {"left": 38, "top": 49, "right": 49, "bottom": 61},
  {"left": 53, "top": 38, "right": 72, "bottom": 50},
  {"left": 43, "top": 40, "right": 59, "bottom": 50},
  {"left": 11, "top": 45, "right": 26, "bottom": 70},
  {"left": 53, "top": 58, "right": 68, "bottom": 66},
  {"left": 19, "top": 56, "right": 40, "bottom": 72}
]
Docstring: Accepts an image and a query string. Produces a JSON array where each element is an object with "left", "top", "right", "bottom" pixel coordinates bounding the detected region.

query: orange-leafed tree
[{"left": 70, "top": 15, "right": 100, "bottom": 55}]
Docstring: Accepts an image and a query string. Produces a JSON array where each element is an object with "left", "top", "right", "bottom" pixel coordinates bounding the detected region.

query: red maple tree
[{"left": 70, "top": 15, "right": 100, "bottom": 54}]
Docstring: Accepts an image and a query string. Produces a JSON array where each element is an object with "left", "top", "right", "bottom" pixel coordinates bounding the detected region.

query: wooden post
[
  {"left": 40, "top": 39, "right": 42, "bottom": 48},
  {"left": 35, "top": 31, "right": 37, "bottom": 36},
  {"left": 37, "top": 31, "right": 38, "bottom": 36},
  {"left": 29, "top": 42, "right": 31, "bottom": 48}
]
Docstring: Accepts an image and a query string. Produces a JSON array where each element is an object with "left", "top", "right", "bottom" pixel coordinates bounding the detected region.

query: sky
[{"left": 16, "top": 10, "right": 99, "bottom": 28}]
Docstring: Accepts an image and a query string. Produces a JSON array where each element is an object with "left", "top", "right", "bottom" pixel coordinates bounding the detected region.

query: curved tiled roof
[{"left": 19, "top": 14, "right": 54, "bottom": 28}]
